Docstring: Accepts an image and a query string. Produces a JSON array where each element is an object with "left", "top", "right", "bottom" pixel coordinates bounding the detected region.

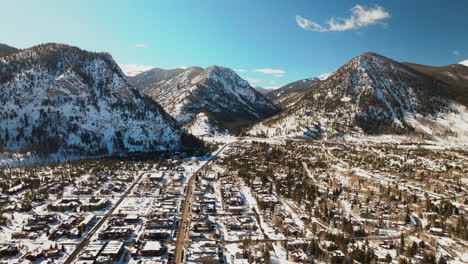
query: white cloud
[
  {"left": 296, "top": 15, "right": 326, "bottom": 32},
  {"left": 135, "top": 44, "right": 146, "bottom": 48},
  {"left": 245, "top": 78, "right": 262, "bottom": 84},
  {"left": 118, "top": 64, "right": 154, "bottom": 77},
  {"left": 253, "top": 68, "right": 286, "bottom": 74},
  {"left": 274, "top": 74, "right": 284, "bottom": 78},
  {"left": 296, "top": 5, "right": 390, "bottom": 32},
  {"left": 178, "top": 65, "right": 188, "bottom": 69},
  {"left": 234, "top": 69, "right": 247, "bottom": 73},
  {"left": 452, "top": 50, "right": 461, "bottom": 56}
]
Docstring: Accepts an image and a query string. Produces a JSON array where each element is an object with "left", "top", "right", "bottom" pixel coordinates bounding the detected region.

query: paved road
[
  {"left": 63, "top": 170, "right": 145, "bottom": 264},
  {"left": 174, "top": 144, "right": 229, "bottom": 264}
]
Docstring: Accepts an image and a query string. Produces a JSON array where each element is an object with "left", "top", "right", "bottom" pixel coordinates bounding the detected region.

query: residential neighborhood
[{"left": 0, "top": 139, "right": 466, "bottom": 263}]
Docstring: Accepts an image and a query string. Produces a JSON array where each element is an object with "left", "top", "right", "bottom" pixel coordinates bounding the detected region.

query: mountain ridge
[
  {"left": 248, "top": 52, "right": 467, "bottom": 143},
  {"left": 0, "top": 43, "right": 19, "bottom": 58},
  {"left": 0, "top": 43, "right": 200, "bottom": 157},
  {"left": 130, "top": 64, "right": 279, "bottom": 136}
]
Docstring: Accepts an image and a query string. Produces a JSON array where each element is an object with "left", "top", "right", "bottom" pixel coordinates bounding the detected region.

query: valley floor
[{"left": 0, "top": 136, "right": 466, "bottom": 264}]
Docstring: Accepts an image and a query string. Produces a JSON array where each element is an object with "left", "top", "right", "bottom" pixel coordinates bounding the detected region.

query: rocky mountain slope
[
  {"left": 249, "top": 52, "right": 468, "bottom": 143},
  {"left": 402, "top": 62, "right": 468, "bottom": 106},
  {"left": 0, "top": 43, "right": 199, "bottom": 157},
  {"left": 130, "top": 66, "right": 279, "bottom": 136},
  {"left": 130, "top": 67, "right": 185, "bottom": 92},
  {"left": 266, "top": 77, "right": 321, "bottom": 108},
  {"left": 0, "top": 44, "right": 18, "bottom": 58}
]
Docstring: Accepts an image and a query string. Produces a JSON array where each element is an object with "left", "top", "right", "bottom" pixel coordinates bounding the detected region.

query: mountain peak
[
  {"left": 131, "top": 64, "right": 279, "bottom": 135},
  {"left": 204, "top": 65, "right": 236, "bottom": 75},
  {"left": 360, "top": 51, "right": 382, "bottom": 57},
  {"left": 251, "top": 51, "right": 465, "bottom": 140}
]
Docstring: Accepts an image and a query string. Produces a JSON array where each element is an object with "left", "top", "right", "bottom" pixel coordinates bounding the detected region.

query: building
[
  {"left": 100, "top": 241, "right": 125, "bottom": 260},
  {"left": 141, "top": 241, "right": 166, "bottom": 257}
]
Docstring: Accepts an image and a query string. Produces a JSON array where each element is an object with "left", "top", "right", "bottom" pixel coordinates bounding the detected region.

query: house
[
  {"left": 78, "top": 242, "right": 106, "bottom": 261},
  {"left": 188, "top": 254, "right": 222, "bottom": 264},
  {"left": 44, "top": 248, "right": 61, "bottom": 258},
  {"left": 124, "top": 215, "right": 139, "bottom": 223},
  {"left": 330, "top": 250, "right": 345, "bottom": 262},
  {"left": 0, "top": 246, "right": 19, "bottom": 257},
  {"left": 81, "top": 198, "right": 110, "bottom": 211},
  {"left": 50, "top": 198, "right": 80, "bottom": 211},
  {"left": 7, "top": 184, "right": 24, "bottom": 195},
  {"left": 143, "top": 230, "right": 170, "bottom": 240},
  {"left": 12, "top": 231, "right": 28, "bottom": 239},
  {"left": 100, "top": 241, "right": 125, "bottom": 260},
  {"left": 429, "top": 227, "right": 445, "bottom": 236},
  {"left": 291, "top": 249, "right": 307, "bottom": 262},
  {"left": 141, "top": 241, "right": 167, "bottom": 256},
  {"left": 148, "top": 172, "right": 164, "bottom": 182},
  {"left": 98, "top": 226, "right": 133, "bottom": 240}
]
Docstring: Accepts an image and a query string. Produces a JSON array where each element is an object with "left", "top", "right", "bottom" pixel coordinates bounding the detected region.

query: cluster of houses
[
  {"left": 186, "top": 171, "right": 225, "bottom": 264},
  {"left": 221, "top": 179, "right": 246, "bottom": 214},
  {"left": 12, "top": 214, "right": 58, "bottom": 240},
  {"left": 74, "top": 165, "right": 191, "bottom": 264},
  {"left": 50, "top": 214, "right": 97, "bottom": 240},
  {"left": 49, "top": 197, "right": 111, "bottom": 212}
]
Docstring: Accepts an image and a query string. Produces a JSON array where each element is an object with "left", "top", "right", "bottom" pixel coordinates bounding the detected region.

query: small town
[
  {"left": 0, "top": 138, "right": 466, "bottom": 264},
  {"left": 1, "top": 1, "right": 468, "bottom": 264}
]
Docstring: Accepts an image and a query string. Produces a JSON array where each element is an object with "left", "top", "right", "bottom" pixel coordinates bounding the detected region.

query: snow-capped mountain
[
  {"left": 130, "top": 65, "right": 279, "bottom": 136},
  {"left": 249, "top": 52, "right": 468, "bottom": 143},
  {"left": 317, "top": 72, "right": 333, "bottom": 81},
  {"left": 460, "top": 60, "right": 468, "bottom": 67},
  {"left": 0, "top": 43, "right": 199, "bottom": 157},
  {"left": 266, "top": 77, "right": 321, "bottom": 108},
  {"left": 118, "top": 64, "right": 155, "bottom": 77}
]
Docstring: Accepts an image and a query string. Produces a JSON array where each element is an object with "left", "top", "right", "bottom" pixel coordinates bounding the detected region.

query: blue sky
[{"left": 1, "top": 0, "right": 467, "bottom": 88}]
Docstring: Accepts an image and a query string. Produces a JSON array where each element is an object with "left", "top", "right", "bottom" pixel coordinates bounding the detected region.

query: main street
[{"left": 174, "top": 143, "right": 229, "bottom": 264}]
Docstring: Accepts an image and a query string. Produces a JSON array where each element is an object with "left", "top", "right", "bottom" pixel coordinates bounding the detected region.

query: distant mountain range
[
  {"left": 265, "top": 77, "right": 321, "bottom": 108},
  {"left": 0, "top": 43, "right": 200, "bottom": 158},
  {"left": 253, "top": 86, "right": 274, "bottom": 95},
  {"left": 1, "top": 42, "right": 466, "bottom": 161},
  {"left": 130, "top": 66, "right": 279, "bottom": 136}
]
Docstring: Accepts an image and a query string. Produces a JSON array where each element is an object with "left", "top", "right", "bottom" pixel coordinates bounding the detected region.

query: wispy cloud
[
  {"left": 296, "top": 5, "right": 390, "bottom": 32},
  {"left": 253, "top": 68, "right": 286, "bottom": 75},
  {"left": 234, "top": 69, "right": 247, "bottom": 73},
  {"left": 118, "top": 64, "right": 154, "bottom": 77},
  {"left": 452, "top": 50, "right": 461, "bottom": 56},
  {"left": 135, "top": 44, "right": 146, "bottom": 48},
  {"left": 245, "top": 78, "right": 262, "bottom": 84}
]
